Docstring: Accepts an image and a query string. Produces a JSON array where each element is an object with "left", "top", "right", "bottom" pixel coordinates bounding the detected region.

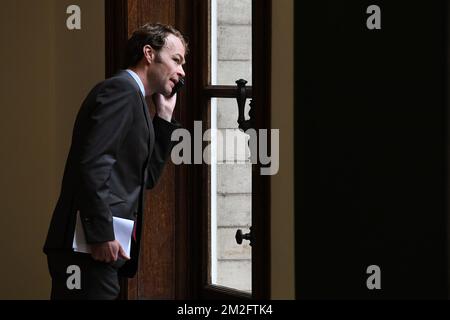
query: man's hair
[{"left": 124, "top": 23, "right": 188, "bottom": 68}]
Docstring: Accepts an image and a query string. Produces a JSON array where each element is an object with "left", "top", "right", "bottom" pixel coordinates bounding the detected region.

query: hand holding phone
[
  {"left": 170, "top": 78, "right": 185, "bottom": 97},
  {"left": 153, "top": 79, "right": 185, "bottom": 122}
]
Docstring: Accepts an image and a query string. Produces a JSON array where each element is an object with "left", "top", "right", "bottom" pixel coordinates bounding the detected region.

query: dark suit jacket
[{"left": 43, "top": 70, "right": 180, "bottom": 277}]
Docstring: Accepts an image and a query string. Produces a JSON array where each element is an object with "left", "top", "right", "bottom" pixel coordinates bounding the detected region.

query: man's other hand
[{"left": 90, "top": 240, "right": 130, "bottom": 263}]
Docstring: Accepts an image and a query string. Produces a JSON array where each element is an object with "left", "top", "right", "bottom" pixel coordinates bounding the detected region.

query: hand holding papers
[{"left": 72, "top": 211, "right": 134, "bottom": 257}]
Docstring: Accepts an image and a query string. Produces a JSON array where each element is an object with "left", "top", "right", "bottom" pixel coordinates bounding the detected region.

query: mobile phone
[{"left": 170, "top": 78, "right": 185, "bottom": 97}]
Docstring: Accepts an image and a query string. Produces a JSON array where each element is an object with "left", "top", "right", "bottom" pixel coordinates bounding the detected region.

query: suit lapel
[
  {"left": 138, "top": 91, "right": 151, "bottom": 133},
  {"left": 117, "top": 71, "right": 155, "bottom": 169},
  {"left": 118, "top": 71, "right": 151, "bottom": 134},
  {"left": 137, "top": 90, "right": 154, "bottom": 155}
]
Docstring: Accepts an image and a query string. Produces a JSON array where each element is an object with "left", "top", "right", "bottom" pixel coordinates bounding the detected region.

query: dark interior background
[{"left": 295, "top": 0, "right": 447, "bottom": 299}]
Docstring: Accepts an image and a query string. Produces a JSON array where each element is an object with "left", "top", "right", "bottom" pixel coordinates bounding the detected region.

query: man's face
[{"left": 147, "top": 34, "right": 186, "bottom": 96}]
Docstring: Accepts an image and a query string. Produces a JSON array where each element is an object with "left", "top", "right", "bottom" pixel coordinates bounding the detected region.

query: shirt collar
[{"left": 125, "top": 69, "right": 146, "bottom": 97}]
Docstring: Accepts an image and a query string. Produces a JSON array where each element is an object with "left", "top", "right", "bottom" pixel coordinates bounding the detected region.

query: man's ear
[{"left": 143, "top": 45, "right": 155, "bottom": 64}]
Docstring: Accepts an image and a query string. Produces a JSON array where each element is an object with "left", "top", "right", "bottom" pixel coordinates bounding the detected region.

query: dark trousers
[{"left": 46, "top": 250, "right": 126, "bottom": 300}]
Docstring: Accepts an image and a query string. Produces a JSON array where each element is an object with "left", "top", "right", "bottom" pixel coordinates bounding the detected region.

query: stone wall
[{"left": 214, "top": 0, "right": 253, "bottom": 292}]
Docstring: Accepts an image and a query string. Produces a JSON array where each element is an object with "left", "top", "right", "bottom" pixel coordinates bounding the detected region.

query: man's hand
[
  {"left": 90, "top": 240, "right": 130, "bottom": 263},
  {"left": 151, "top": 93, "right": 177, "bottom": 122}
]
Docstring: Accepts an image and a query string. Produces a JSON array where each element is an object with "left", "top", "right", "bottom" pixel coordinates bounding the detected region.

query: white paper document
[{"left": 72, "top": 211, "right": 134, "bottom": 257}]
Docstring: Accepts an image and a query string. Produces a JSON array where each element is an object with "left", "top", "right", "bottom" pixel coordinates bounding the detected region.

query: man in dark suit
[{"left": 43, "top": 23, "right": 187, "bottom": 300}]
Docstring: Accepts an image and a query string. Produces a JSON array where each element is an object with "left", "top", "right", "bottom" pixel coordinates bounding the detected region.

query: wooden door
[{"left": 106, "top": 0, "right": 190, "bottom": 300}]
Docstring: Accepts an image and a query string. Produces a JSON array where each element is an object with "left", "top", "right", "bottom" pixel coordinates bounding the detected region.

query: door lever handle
[
  {"left": 235, "top": 227, "right": 253, "bottom": 247},
  {"left": 235, "top": 79, "right": 254, "bottom": 132}
]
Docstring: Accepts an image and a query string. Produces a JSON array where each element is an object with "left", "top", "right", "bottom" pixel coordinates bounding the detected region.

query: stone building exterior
[{"left": 213, "top": 0, "right": 253, "bottom": 292}]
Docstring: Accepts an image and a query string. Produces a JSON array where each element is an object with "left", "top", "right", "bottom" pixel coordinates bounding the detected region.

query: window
[{"left": 209, "top": 0, "right": 253, "bottom": 294}]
